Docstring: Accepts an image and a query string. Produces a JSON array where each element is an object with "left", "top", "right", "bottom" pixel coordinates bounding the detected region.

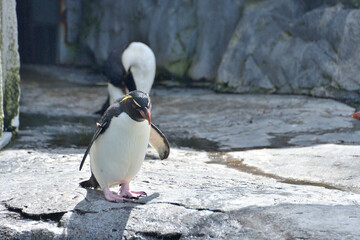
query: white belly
[
  {"left": 108, "top": 83, "right": 127, "bottom": 103},
  {"left": 89, "top": 113, "right": 150, "bottom": 189}
]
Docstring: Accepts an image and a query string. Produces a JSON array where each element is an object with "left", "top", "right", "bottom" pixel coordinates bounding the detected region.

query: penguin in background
[
  {"left": 80, "top": 90, "right": 170, "bottom": 202},
  {"left": 96, "top": 42, "right": 156, "bottom": 115}
]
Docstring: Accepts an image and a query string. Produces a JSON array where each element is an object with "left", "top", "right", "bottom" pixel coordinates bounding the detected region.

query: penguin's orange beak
[
  {"left": 352, "top": 112, "right": 360, "bottom": 120},
  {"left": 140, "top": 108, "right": 151, "bottom": 125}
]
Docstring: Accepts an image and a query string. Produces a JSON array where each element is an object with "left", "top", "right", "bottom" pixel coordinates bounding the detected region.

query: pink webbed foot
[
  {"left": 103, "top": 187, "right": 125, "bottom": 202},
  {"left": 119, "top": 183, "right": 147, "bottom": 199}
]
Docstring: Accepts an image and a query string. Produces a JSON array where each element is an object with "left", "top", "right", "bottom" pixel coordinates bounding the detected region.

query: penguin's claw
[
  {"left": 103, "top": 187, "right": 124, "bottom": 202},
  {"left": 123, "top": 191, "right": 147, "bottom": 199},
  {"left": 119, "top": 183, "right": 147, "bottom": 199},
  {"left": 131, "top": 190, "right": 147, "bottom": 197}
]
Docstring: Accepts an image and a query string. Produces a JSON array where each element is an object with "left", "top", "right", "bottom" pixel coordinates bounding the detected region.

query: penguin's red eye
[{"left": 132, "top": 104, "right": 136, "bottom": 108}]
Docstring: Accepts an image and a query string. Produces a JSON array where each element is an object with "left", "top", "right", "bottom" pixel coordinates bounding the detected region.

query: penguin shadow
[{"left": 65, "top": 188, "right": 159, "bottom": 238}]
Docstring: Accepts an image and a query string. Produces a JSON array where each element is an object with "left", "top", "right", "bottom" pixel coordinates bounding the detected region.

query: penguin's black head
[{"left": 121, "top": 90, "right": 151, "bottom": 124}]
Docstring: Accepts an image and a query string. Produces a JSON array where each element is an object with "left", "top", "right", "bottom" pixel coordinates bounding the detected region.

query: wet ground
[
  {"left": 10, "top": 65, "right": 360, "bottom": 182},
  {"left": 14, "top": 66, "right": 360, "bottom": 150},
  {"left": 8, "top": 65, "right": 360, "bottom": 193}
]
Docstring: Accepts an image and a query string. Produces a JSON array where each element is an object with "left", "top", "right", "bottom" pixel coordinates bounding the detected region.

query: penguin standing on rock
[
  {"left": 97, "top": 42, "right": 156, "bottom": 115},
  {"left": 80, "top": 90, "right": 169, "bottom": 202}
]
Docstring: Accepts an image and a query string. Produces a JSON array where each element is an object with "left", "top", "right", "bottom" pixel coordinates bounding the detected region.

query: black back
[{"left": 103, "top": 44, "right": 137, "bottom": 91}]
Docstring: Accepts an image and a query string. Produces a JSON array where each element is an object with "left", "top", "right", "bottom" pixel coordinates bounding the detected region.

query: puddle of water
[
  {"left": 268, "top": 134, "right": 294, "bottom": 148},
  {"left": 20, "top": 66, "right": 102, "bottom": 88},
  {"left": 21, "top": 67, "right": 77, "bottom": 88},
  {"left": 167, "top": 135, "right": 219, "bottom": 152},
  {"left": 48, "top": 132, "right": 93, "bottom": 148},
  {"left": 18, "top": 111, "right": 223, "bottom": 151},
  {"left": 8, "top": 112, "right": 97, "bottom": 149},
  {"left": 19, "top": 112, "right": 98, "bottom": 130},
  {"left": 207, "top": 152, "right": 343, "bottom": 191}
]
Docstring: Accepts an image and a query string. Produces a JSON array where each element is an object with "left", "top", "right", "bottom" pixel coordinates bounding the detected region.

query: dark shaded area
[
  {"left": 167, "top": 135, "right": 219, "bottom": 152},
  {"left": 19, "top": 112, "right": 96, "bottom": 130},
  {"left": 16, "top": 0, "right": 59, "bottom": 64},
  {"left": 48, "top": 132, "right": 94, "bottom": 148},
  {"left": 19, "top": 112, "right": 96, "bottom": 148},
  {"left": 64, "top": 190, "right": 160, "bottom": 239},
  {"left": 137, "top": 231, "right": 182, "bottom": 240}
]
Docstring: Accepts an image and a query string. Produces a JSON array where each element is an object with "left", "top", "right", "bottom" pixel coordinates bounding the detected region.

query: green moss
[
  {"left": 244, "top": 0, "right": 266, "bottom": 8},
  {"left": 214, "top": 81, "right": 232, "bottom": 93},
  {"left": 3, "top": 66, "right": 20, "bottom": 132},
  {"left": 165, "top": 60, "right": 190, "bottom": 77},
  {"left": 63, "top": 42, "right": 78, "bottom": 64},
  {"left": 229, "top": 32, "right": 240, "bottom": 46},
  {"left": 0, "top": 2, "right": 20, "bottom": 136},
  {"left": 165, "top": 32, "right": 194, "bottom": 77},
  {"left": 283, "top": 30, "right": 292, "bottom": 38}
]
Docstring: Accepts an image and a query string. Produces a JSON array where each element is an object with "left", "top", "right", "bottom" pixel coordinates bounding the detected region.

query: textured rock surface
[
  {"left": 0, "top": 0, "right": 20, "bottom": 145},
  {"left": 1, "top": 66, "right": 360, "bottom": 239},
  {"left": 217, "top": 0, "right": 360, "bottom": 99}
]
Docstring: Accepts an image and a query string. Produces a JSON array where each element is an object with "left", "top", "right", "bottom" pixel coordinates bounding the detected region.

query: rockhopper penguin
[
  {"left": 97, "top": 42, "right": 156, "bottom": 115},
  {"left": 80, "top": 90, "right": 170, "bottom": 202}
]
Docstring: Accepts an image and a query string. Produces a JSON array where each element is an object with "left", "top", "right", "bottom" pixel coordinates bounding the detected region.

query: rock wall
[
  {"left": 76, "top": 0, "right": 243, "bottom": 79},
  {"left": 217, "top": 0, "right": 360, "bottom": 100},
  {"left": 73, "top": 0, "right": 360, "bottom": 99},
  {"left": 0, "top": 0, "right": 20, "bottom": 146}
]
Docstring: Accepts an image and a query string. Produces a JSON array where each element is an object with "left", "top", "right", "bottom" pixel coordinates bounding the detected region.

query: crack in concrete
[
  {"left": 158, "top": 201, "right": 224, "bottom": 213},
  {"left": 72, "top": 201, "right": 222, "bottom": 218},
  {"left": 136, "top": 230, "right": 182, "bottom": 240},
  {"left": 3, "top": 203, "right": 66, "bottom": 223}
]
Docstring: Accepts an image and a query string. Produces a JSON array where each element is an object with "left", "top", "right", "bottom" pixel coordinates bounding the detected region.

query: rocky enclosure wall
[
  {"left": 0, "top": 0, "right": 20, "bottom": 140},
  {"left": 72, "top": 0, "right": 360, "bottom": 100},
  {"left": 75, "top": 0, "right": 243, "bottom": 80}
]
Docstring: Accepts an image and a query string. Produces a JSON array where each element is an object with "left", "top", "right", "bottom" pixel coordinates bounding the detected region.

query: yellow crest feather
[
  {"left": 120, "top": 95, "right": 132, "bottom": 102},
  {"left": 133, "top": 99, "right": 141, "bottom": 107}
]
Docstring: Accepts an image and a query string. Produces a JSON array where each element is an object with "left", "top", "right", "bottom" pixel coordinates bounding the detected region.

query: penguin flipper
[
  {"left": 79, "top": 120, "right": 109, "bottom": 171},
  {"left": 81, "top": 100, "right": 124, "bottom": 170},
  {"left": 149, "top": 123, "right": 170, "bottom": 160}
]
